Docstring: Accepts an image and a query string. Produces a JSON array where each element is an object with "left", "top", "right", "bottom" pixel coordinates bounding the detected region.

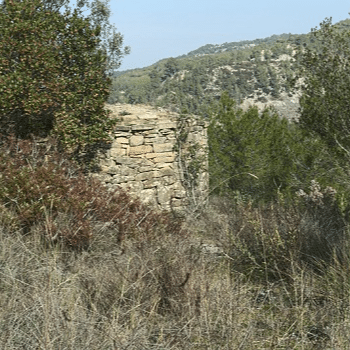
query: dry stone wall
[{"left": 94, "top": 104, "right": 208, "bottom": 211}]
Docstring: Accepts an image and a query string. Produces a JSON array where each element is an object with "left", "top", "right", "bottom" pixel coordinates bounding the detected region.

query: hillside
[
  {"left": 108, "top": 19, "right": 350, "bottom": 121},
  {"left": 3, "top": 15, "right": 350, "bottom": 349},
  {"left": 177, "top": 33, "right": 296, "bottom": 58}
]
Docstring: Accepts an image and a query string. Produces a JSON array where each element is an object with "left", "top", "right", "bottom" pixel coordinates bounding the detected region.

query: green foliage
[
  {"left": 256, "top": 63, "right": 269, "bottom": 90},
  {"left": 296, "top": 18, "right": 350, "bottom": 161},
  {"left": 208, "top": 92, "right": 342, "bottom": 204},
  {"left": 161, "top": 57, "right": 179, "bottom": 81},
  {"left": 34, "top": 0, "right": 130, "bottom": 76},
  {"left": 0, "top": 0, "right": 119, "bottom": 155},
  {"left": 209, "top": 93, "right": 294, "bottom": 202}
]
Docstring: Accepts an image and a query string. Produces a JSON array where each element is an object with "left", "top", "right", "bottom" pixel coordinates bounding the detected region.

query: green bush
[
  {"left": 0, "top": 0, "right": 117, "bottom": 156},
  {"left": 295, "top": 18, "right": 350, "bottom": 161},
  {"left": 209, "top": 93, "right": 297, "bottom": 202}
]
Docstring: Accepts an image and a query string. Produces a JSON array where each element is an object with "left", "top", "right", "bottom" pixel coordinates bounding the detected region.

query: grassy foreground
[
  {"left": 0, "top": 138, "right": 350, "bottom": 349},
  {"left": 0, "top": 201, "right": 350, "bottom": 349}
]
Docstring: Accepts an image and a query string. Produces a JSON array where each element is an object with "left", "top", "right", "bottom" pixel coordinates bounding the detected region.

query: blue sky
[{"left": 108, "top": 0, "right": 350, "bottom": 71}]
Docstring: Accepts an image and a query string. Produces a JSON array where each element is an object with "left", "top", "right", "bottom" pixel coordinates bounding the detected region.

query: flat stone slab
[
  {"left": 153, "top": 143, "right": 174, "bottom": 153},
  {"left": 129, "top": 145, "right": 153, "bottom": 155}
]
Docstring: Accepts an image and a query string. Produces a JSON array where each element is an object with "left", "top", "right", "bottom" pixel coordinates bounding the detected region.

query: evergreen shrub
[
  {"left": 0, "top": 0, "right": 117, "bottom": 157},
  {"left": 208, "top": 92, "right": 345, "bottom": 205}
]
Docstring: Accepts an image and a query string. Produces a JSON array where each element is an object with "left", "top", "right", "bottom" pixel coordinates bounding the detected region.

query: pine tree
[
  {"left": 208, "top": 92, "right": 305, "bottom": 202},
  {"left": 296, "top": 18, "right": 350, "bottom": 161}
]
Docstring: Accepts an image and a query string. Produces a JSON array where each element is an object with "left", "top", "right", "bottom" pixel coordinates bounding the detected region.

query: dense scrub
[
  {"left": 0, "top": 192, "right": 350, "bottom": 348},
  {"left": 0, "top": 136, "right": 184, "bottom": 249},
  {"left": 208, "top": 92, "right": 349, "bottom": 208}
]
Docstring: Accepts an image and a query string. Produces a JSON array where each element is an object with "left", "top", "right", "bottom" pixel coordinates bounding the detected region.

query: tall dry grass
[
  {"left": 1, "top": 137, "right": 350, "bottom": 349},
  {"left": 0, "top": 198, "right": 350, "bottom": 349}
]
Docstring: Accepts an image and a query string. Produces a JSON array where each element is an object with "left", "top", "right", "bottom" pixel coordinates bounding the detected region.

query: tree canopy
[
  {"left": 10, "top": 0, "right": 131, "bottom": 76},
  {"left": 0, "top": 0, "right": 128, "bottom": 157},
  {"left": 296, "top": 18, "right": 350, "bottom": 161},
  {"left": 208, "top": 93, "right": 300, "bottom": 202}
]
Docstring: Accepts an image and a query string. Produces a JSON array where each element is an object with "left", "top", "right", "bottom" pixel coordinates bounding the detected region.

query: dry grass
[
  {"left": 0, "top": 199, "right": 350, "bottom": 349},
  {"left": 1, "top": 137, "right": 350, "bottom": 349}
]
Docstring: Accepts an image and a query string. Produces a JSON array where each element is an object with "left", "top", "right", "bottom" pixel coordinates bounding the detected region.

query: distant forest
[{"left": 108, "top": 19, "right": 350, "bottom": 118}]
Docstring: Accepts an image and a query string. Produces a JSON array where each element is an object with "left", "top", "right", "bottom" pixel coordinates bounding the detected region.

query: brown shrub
[{"left": 0, "top": 136, "right": 185, "bottom": 249}]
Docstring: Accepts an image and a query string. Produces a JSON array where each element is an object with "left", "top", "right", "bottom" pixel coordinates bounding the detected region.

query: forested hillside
[
  {"left": 108, "top": 19, "right": 350, "bottom": 120},
  {"left": 3, "top": 3, "right": 350, "bottom": 347}
]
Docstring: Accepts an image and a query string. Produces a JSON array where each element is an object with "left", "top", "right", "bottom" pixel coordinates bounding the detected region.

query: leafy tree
[
  {"left": 149, "top": 66, "right": 161, "bottom": 91},
  {"left": 296, "top": 18, "right": 350, "bottom": 160},
  {"left": 263, "top": 49, "right": 272, "bottom": 61},
  {"left": 256, "top": 63, "right": 269, "bottom": 90},
  {"left": 29, "top": 0, "right": 130, "bottom": 76},
  {"left": 0, "top": 0, "right": 127, "bottom": 157},
  {"left": 269, "top": 66, "right": 280, "bottom": 97}
]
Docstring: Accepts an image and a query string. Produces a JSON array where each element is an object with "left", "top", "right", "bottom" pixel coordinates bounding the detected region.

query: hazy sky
[{"left": 108, "top": 0, "right": 350, "bottom": 71}]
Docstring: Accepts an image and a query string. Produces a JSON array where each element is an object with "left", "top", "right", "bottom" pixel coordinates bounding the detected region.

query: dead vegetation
[{"left": 0, "top": 137, "right": 350, "bottom": 349}]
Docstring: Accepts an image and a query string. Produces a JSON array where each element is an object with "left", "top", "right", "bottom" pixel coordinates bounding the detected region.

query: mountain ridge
[{"left": 110, "top": 18, "right": 350, "bottom": 121}]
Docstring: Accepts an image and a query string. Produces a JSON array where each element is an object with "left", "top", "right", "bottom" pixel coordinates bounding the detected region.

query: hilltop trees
[
  {"left": 0, "top": 0, "right": 129, "bottom": 157},
  {"left": 161, "top": 57, "right": 179, "bottom": 82}
]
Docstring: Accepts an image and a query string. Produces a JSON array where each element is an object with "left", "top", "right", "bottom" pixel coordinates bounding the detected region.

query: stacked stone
[{"left": 95, "top": 104, "right": 208, "bottom": 211}]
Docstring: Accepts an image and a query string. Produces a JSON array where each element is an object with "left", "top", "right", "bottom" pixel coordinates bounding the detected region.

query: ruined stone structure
[{"left": 94, "top": 104, "right": 208, "bottom": 211}]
